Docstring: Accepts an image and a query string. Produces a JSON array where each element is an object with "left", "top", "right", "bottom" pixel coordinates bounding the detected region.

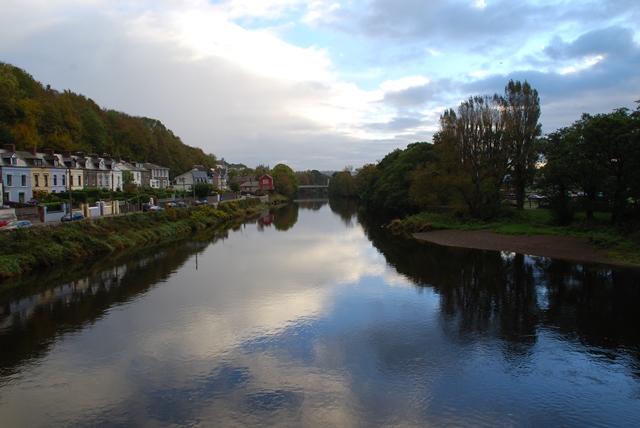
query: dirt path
[{"left": 413, "top": 229, "right": 614, "bottom": 265}]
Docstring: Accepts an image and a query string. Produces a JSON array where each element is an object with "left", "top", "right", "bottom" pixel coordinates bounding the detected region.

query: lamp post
[{"left": 68, "top": 166, "right": 72, "bottom": 215}]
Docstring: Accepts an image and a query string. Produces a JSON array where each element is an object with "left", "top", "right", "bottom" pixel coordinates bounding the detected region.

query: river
[{"left": 1, "top": 200, "right": 639, "bottom": 427}]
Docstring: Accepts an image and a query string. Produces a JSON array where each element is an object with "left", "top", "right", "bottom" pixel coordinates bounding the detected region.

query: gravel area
[{"left": 413, "top": 229, "right": 614, "bottom": 265}]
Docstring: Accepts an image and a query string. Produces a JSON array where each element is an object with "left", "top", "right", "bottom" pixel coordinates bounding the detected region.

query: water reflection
[
  {"left": 0, "top": 241, "right": 212, "bottom": 379},
  {"left": 359, "top": 212, "right": 640, "bottom": 373},
  {"left": 329, "top": 198, "right": 358, "bottom": 227},
  {"left": 0, "top": 202, "right": 638, "bottom": 426},
  {"left": 273, "top": 203, "right": 299, "bottom": 231}
]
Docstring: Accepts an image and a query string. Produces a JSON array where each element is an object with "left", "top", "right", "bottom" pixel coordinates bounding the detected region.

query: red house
[
  {"left": 259, "top": 174, "right": 274, "bottom": 191},
  {"left": 239, "top": 174, "right": 274, "bottom": 193}
]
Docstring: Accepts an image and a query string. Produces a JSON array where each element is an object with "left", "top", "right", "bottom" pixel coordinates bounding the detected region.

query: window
[
  {"left": 34, "top": 174, "right": 39, "bottom": 187},
  {"left": 53, "top": 175, "right": 58, "bottom": 186},
  {"left": 77, "top": 176, "right": 81, "bottom": 186},
  {"left": 10, "top": 155, "right": 17, "bottom": 165},
  {"left": 21, "top": 175, "right": 26, "bottom": 186},
  {"left": 62, "top": 175, "right": 66, "bottom": 186},
  {"left": 34, "top": 159, "right": 42, "bottom": 166},
  {"left": 6, "top": 175, "right": 11, "bottom": 186},
  {"left": 44, "top": 174, "right": 48, "bottom": 187}
]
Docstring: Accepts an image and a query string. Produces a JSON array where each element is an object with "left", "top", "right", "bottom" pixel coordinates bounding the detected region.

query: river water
[{"left": 1, "top": 200, "right": 639, "bottom": 427}]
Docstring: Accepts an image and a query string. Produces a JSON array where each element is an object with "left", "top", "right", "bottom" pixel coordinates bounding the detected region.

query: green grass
[
  {"left": 0, "top": 196, "right": 286, "bottom": 280},
  {"left": 395, "top": 207, "right": 640, "bottom": 267}
]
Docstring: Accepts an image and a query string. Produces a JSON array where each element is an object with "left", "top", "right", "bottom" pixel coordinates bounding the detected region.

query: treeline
[
  {"left": 296, "top": 169, "right": 331, "bottom": 186},
  {"left": 329, "top": 80, "right": 640, "bottom": 227},
  {"left": 540, "top": 107, "right": 640, "bottom": 225},
  {"left": 0, "top": 62, "right": 217, "bottom": 176}
]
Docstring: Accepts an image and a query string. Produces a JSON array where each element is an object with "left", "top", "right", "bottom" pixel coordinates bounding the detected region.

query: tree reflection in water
[{"left": 358, "top": 212, "right": 640, "bottom": 372}]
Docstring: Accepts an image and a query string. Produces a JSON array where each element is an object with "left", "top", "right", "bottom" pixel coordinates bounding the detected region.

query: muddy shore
[{"left": 413, "top": 229, "right": 618, "bottom": 266}]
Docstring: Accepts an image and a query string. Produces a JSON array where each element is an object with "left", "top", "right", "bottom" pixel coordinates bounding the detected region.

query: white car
[{"left": 3, "top": 220, "right": 32, "bottom": 229}]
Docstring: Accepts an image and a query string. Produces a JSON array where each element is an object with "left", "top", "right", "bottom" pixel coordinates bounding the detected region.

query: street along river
[{"left": 1, "top": 200, "right": 639, "bottom": 427}]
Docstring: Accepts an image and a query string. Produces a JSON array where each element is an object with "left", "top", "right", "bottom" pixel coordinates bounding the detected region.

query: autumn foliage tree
[
  {"left": 0, "top": 62, "right": 217, "bottom": 177},
  {"left": 271, "top": 163, "right": 299, "bottom": 198}
]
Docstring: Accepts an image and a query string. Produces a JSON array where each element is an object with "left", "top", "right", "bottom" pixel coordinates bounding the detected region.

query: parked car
[
  {"left": 28, "top": 198, "right": 39, "bottom": 205},
  {"left": 3, "top": 220, "right": 32, "bottom": 229},
  {"left": 0, "top": 219, "right": 9, "bottom": 228},
  {"left": 61, "top": 212, "right": 85, "bottom": 222},
  {"left": 143, "top": 203, "right": 163, "bottom": 212},
  {"left": 166, "top": 202, "right": 187, "bottom": 208},
  {"left": 195, "top": 199, "right": 209, "bottom": 206}
]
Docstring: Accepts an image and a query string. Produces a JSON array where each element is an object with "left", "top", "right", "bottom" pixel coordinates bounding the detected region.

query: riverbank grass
[
  {"left": 0, "top": 196, "right": 288, "bottom": 279},
  {"left": 394, "top": 208, "right": 640, "bottom": 266}
]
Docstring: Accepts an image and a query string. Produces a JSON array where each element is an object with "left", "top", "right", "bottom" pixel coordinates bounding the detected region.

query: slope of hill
[{"left": 0, "top": 62, "right": 216, "bottom": 176}]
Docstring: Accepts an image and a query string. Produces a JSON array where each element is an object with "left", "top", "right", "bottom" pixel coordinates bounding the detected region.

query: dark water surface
[{"left": 1, "top": 200, "right": 639, "bottom": 427}]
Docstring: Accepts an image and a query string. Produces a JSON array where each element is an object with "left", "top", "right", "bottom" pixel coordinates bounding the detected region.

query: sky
[{"left": 1, "top": 0, "right": 639, "bottom": 171}]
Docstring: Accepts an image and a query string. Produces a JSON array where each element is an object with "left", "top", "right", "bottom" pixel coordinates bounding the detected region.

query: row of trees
[
  {"left": 540, "top": 106, "right": 640, "bottom": 225},
  {"left": 0, "top": 62, "right": 217, "bottom": 176},
  {"left": 329, "top": 80, "right": 640, "bottom": 227},
  {"left": 330, "top": 80, "right": 540, "bottom": 218},
  {"left": 420, "top": 80, "right": 541, "bottom": 219}
]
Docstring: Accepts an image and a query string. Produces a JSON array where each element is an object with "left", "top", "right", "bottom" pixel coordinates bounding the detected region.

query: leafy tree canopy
[
  {"left": 358, "top": 142, "right": 437, "bottom": 216},
  {"left": 271, "top": 163, "right": 298, "bottom": 198},
  {"left": 0, "top": 62, "right": 217, "bottom": 177}
]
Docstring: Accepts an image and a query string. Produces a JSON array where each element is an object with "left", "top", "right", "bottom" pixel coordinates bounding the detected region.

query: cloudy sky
[{"left": 1, "top": 1, "right": 639, "bottom": 171}]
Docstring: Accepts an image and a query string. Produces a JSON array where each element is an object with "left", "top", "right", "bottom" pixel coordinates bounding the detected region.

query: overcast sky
[{"left": 1, "top": 1, "right": 639, "bottom": 171}]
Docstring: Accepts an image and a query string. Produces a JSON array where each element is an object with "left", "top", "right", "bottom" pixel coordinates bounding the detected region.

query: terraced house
[{"left": 0, "top": 145, "right": 168, "bottom": 204}]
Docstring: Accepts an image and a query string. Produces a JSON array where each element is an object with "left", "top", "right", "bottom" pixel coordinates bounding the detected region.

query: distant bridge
[{"left": 298, "top": 184, "right": 328, "bottom": 189}]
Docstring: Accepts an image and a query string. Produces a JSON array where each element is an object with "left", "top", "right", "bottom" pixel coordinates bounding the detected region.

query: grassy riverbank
[
  {"left": 0, "top": 196, "right": 289, "bottom": 279},
  {"left": 392, "top": 208, "right": 640, "bottom": 266}
]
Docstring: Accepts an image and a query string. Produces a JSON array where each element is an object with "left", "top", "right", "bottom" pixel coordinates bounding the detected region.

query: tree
[
  {"left": 538, "top": 103, "right": 640, "bottom": 226},
  {"left": 581, "top": 107, "right": 640, "bottom": 224},
  {"left": 122, "top": 170, "right": 135, "bottom": 185},
  {"left": 433, "top": 95, "right": 509, "bottom": 219},
  {"left": 254, "top": 164, "right": 268, "bottom": 179},
  {"left": 328, "top": 171, "right": 357, "bottom": 197},
  {"left": 503, "top": 80, "right": 542, "bottom": 210},
  {"left": 229, "top": 179, "right": 241, "bottom": 193},
  {"left": 358, "top": 142, "right": 436, "bottom": 216},
  {"left": 194, "top": 183, "right": 213, "bottom": 198},
  {"left": 271, "top": 163, "right": 298, "bottom": 197},
  {"left": 296, "top": 172, "right": 310, "bottom": 186},
  {"left": 0, "top": 125, "right": 16, "bottom": 145},
  {"left": 538, "top": 127, "right": 580, "bottom": 225}
]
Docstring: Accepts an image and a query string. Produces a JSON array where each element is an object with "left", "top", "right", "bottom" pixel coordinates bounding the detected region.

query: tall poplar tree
[
  {"left": 503, "top": 80, "right": 542, "bottom": 210},
  {"left": 434, "top": 95, "right": 509, "bottom": 219}
]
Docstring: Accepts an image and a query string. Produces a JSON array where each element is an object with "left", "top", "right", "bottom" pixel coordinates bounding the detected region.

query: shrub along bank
[{"left": 0, "top": 196, "right": 287, "bottom": 279}]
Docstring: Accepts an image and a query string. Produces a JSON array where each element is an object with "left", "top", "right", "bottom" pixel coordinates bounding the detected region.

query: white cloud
[
  {"left": 559, "top": 55, "right": 604, "bottom": 75},
  {"left": 380, "top": 76, "right": 430, "bottom": 93},
  {"left": 0, "top": 0, "right": 638, "bottom": 170}
]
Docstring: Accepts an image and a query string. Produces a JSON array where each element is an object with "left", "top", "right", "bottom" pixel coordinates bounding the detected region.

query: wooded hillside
[{"left": 0, "top": 62, "right": 217, "bottom": 176}]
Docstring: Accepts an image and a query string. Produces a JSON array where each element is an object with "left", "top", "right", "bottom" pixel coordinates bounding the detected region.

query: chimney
[
  {"left": 43, "top": 148, "right": 55, "bottom": 156},
  {"left": 2, "top": 144, "right": 15, "bottom": 152},
  {"left": 26, "top": 147, "right": 37, "bottom": 156},
  {"left": 61, "top": 150, "right": 72, "bottom": 158}
]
